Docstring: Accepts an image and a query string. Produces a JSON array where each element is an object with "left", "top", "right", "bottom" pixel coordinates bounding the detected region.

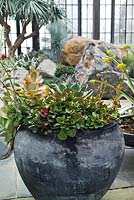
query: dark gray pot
[
  {"left": 123, "top": 132, "right": 134, "bottom": 147},
  {"left": 14, "top": 122, "right": 124, "bottom": 200}
]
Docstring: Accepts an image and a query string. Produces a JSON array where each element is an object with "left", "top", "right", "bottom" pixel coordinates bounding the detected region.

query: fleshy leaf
[{"left": 58, "top": 130, "right": 67, "bottom": 140}]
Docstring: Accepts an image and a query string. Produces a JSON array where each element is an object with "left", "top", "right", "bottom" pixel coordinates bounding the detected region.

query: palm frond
[
  {"left": 15, "top": 0, "right": 65, "bottom": 25},
  {"left": 0, "top": 0, "right": 65, "bottom": 24},
  {"left": 120, "top": 90, "right": 134, "bottom": 103},
  {"left": 119, "top": 105, "right": 134, "bottom": 115},
  {"left": 0, "top": 0, "right": 16, "bottom": 16},
  {"left": 125, "top": 71, "right": 134, "bottom": 94}
]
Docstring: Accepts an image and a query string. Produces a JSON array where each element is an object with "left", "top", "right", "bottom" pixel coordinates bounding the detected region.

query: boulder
[
  {"left": 75, "top": 41, "right": 122, "bottom": 82},
  {"left": 11, "top": 68, "right": 28, "bottom": 82},
  {"left": 61, "top": 37, "right": 126, "bottom": 67},
  {"left": 37, "top": 59, "right": 57, "bottom": 78},
  {"left": 69, "top": 40, "right": 123, "bottom": 99},
  {"left": 60, "top": 37, "right": 93, "bottom": 66}
]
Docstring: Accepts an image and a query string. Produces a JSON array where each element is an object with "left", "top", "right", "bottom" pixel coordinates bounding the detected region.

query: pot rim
[
  {"left": 19, "top": 120, "right": 118, "bottom": 130},
  {"left": 17, "top": 120, "right": 119, "bottom": 136},
  {"left": 123, "top": 131, "right": 134, "bottom": 136}
]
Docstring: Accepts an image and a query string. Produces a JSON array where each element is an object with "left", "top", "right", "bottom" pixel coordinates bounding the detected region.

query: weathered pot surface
[{"left": 14, "top": 122, "right": 125, "bottom": 200}]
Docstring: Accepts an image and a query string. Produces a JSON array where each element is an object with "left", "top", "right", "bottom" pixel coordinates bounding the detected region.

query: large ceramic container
[{"left": 14, "top": 122, "right": 124, "bottom": 200}]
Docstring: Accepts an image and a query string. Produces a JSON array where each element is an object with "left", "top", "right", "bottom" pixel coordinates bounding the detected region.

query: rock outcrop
[
  {"left": 37, "top": 59, "right": 57, "bottom": 78},
  {"left": 60, "top": 37, "right": 92, "bottom": 66},
  {"left": 11, "top": 68, "right": 28, "bottom": 82},
  {"left": 74, "top": 41, "right": 122, "bottom": 83},
  {"left": 69, "top": 40, "right": 123, "bottom": 98}
]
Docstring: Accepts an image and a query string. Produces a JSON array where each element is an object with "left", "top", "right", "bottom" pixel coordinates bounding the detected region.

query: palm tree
[{"left": 0, "top": 0, "right": 65, "bottom": 58}]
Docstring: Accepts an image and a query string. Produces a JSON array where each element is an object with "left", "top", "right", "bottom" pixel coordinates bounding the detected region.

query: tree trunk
[
  {"left": 8, "top": 47, "right": 16, "bottom": 58},
  {"left": 32, "top": 18, "right": 40, "bottom": 51},
  {"left": 16, "top": 19, "right": 21, "bottom": 55},
  {"left": 8, "top": 36, "right": 25, "bottom": 58}
]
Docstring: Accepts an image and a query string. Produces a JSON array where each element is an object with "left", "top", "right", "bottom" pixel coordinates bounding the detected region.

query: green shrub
[
  {"left": 55, "top": 64, "right": 75, "bottom": 78},
  {"left": 43, "top": 77, "right": 63, "bottom": 86}
]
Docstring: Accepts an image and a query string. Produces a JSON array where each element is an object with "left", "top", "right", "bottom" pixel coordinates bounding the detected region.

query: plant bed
[
  {"left": 119, "top": 117, "right": 134, "bottom": 147},
  {"left": 120, "top": 118, "right": 134, "bottom": 134}
]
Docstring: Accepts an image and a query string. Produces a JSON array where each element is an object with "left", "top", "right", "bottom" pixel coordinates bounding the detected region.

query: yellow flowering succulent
[
  {"left": 90, "top": 80, "right": 97, "bottom": 84},
  {"left": 123, "top": 45, "right": 130, "bottom": 50},
  {"left": 106, "top": 50, "right": 112, "bottom": 56},
  {"left": 102, "top": 56, "right": 115, "bottom": 63},
  {"left": 96, "top": 73, "right": 101, "bottom": 77},
  {"left": 117, "top": 63, "right": 127, "bottom": 71}
]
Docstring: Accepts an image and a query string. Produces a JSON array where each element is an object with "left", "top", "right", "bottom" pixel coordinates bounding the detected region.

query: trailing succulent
[{"left": 0, "top": 67, "right": 120, "bottom": 145}]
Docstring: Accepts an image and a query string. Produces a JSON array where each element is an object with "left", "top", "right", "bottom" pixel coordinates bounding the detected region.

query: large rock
[
  {"left": 11, "top": 68, "right": 28, "bottom": 82},
  {"left": 75, "top": 41, "right": 122, "bottom": 82},
  {"left": 37, "top": 59, "right": 57, "bottom": 78},
  {"left": 60, "top": 37, "right": 93, "bottom": 66},
  {"left": 69, "top": 40, "right": 123, "bottom": 99}
]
